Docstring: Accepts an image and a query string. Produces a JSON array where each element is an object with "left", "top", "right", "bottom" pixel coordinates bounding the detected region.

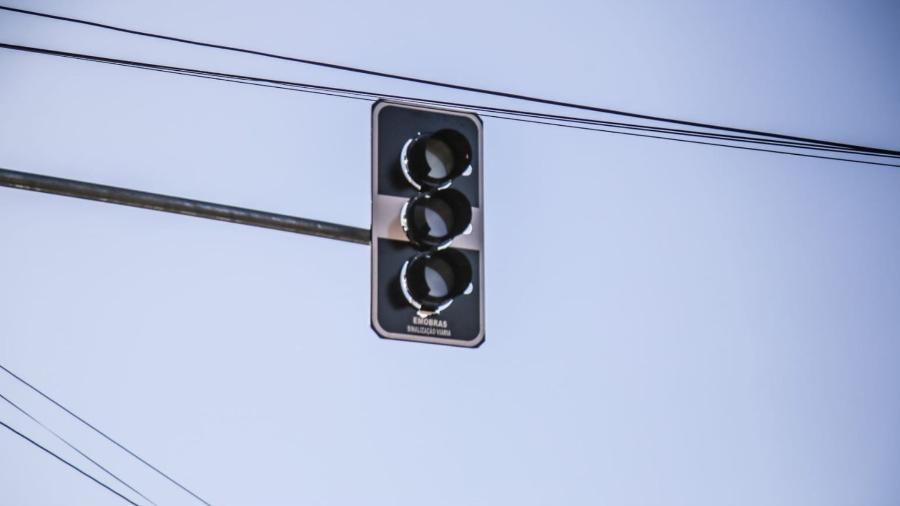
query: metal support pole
[{"left": 0, "top": 168, "right": 371, "bottom": 245}]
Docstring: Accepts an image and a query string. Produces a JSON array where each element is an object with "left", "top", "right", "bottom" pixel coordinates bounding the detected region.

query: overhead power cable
[
  {"left": 1, "top": 4, "right": 896, "bottom": 157},
  {"left": 53, "top": 45, "right": 900, "bottom": 160},
  {"left": 1, "top": 42, "right": 897, "bottom": 169},
  {"left": 477, "top": 114, "right": 900, "bottom": 167},
  {"left": 0, "top": 41, "right": 891, "bottom": 163},
  {"left": 0, "top": 392, "right": 156, "bottom": 505},
  {"left": 0, "top": 417, "right": 140, "bottom": 506},
  {"left": 95, "top": 58, "right": 900, "bottom": 165},
  {"left": 0, "top": 364, "right": 213, "bottom": 506}
]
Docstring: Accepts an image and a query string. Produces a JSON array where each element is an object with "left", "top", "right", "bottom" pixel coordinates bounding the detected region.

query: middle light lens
[{"left": 402, "top": 188, "right": 472, "bottom": 249}]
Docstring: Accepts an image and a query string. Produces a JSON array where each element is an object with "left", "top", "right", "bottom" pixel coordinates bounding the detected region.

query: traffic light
[{"left": 371, "top": 101, "right": 484, "bottom": 347}]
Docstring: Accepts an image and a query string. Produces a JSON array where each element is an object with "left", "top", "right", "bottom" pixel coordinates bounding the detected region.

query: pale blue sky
[{"left": 1, "top": 1, "right": 899, "bottom": 505}]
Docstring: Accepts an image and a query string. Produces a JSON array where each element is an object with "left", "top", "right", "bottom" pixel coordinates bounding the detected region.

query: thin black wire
[
  {"left": 2, "top": 42, "right": 897, "bottom": 169},
  {"left": 0, "top": 392, "right": 155, "bottom": 505},
  {"left": 393, "top": 97, "right": 900, "bottom": 159},
  {"left": 2, "top": 41, "right": 896, "bottom": 160},
  {"left": 65, "top": 62, "right": 900, "bottom": 168},
  {"left": 480, "top": 114, "right": 900, "bottom": 168},
  {"left": 489, "top": 109, "right": 900, "bottom": 159},
  {"left": 1, "top": 4, "right": 897, "bottom": 157},
  {"left": 0, "top": 417, "right": 140, "bottom": 506},
  {"left": 136, "top": 60, "right": 898, "bottom": 159},
  {"left": 4, "top": 40, "right": 896, "bottom": 160},
  {"left": 9, "top": 43, "right": 898, "bottom": 168},
  {"left": 91, "top": 57, "right": 374, "bottom": 103},
  {"left": 0, "top": 364, "right": 212, "bottom": 506}
]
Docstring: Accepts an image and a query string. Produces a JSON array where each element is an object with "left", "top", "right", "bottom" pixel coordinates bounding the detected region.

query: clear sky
[{"left": 1, "top": 1, "right": 899, "bottom": 505}]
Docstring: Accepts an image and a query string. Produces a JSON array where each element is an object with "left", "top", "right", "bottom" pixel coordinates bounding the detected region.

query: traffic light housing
[{"left": 371, "top": 101, "right": 484, "bottom": 347}]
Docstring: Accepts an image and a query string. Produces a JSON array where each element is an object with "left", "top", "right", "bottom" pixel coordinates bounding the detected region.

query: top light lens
[{"left": 401, "top": 129, "right": 472, "bottom": 190}]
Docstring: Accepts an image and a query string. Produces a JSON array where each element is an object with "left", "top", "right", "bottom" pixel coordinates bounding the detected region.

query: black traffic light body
[{"left": 371, "top": 101, "right": 485, "bottom": 347}]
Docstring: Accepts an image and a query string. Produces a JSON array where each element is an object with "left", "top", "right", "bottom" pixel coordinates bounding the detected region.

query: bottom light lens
[{"left": 400, "top": 249, "right": 473, "bottom": 315}]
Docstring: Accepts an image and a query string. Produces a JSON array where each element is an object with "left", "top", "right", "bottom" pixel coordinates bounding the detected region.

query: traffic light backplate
[{"left": 371, "top": 101, "right": 484, "bottom": 347}]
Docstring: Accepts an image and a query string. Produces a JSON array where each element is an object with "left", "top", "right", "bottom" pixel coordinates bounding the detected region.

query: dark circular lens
[
  {"left": 401, "top": 249, "right": 473, "bottom": 312},
  {"left": 402, "top": 129, "right": 472, "bottom": 189},
  {"left": 402, "top": 189, "right": 472, "bottom": 249},
  {"left": 422, "top": 257, "right": 454, "bottom": 298},
  {"left": 423, "top": 138, "right": 454, "bottom": 180},
  {"left": 419, "top": 199, "right": 453, "bottom": 237}
]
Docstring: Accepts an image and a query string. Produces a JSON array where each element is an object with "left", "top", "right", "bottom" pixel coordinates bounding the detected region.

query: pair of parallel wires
[
  {"left": 0, "top": 363, "right": 209, "bottom": 505},
  {"left": 0, "top": 4, "right": 898, "bottom": 506},
  {"left": 1, "top": 5, "right": 898, "bottom": 167}
]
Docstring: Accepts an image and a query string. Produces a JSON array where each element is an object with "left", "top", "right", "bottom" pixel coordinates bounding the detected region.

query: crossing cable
[
  {"left": 103, "top": 63, "right": 900, "bottom": 164},
  {"left": 1, "top": 42, "right": 897, "bottom": 169},
  {"left": 0, "top": 418, "right": 140, "bottom": 506},
  {"left": 0, "top": 41, "right": 892, "bottom": 160},
  {"left": 54, "top": 47, "right": 900, "bottom": 160},
  {"left": 1, "top": 4, "right": 897, "bottom": 157},
  {"left": 0, "top": 364, "right": 213, "bottom": 506},
  {"left": 2, "top": 45, "right": 897, "bottom": 163},
  {"left": 0, "top": 391, "right": 156, "bottom": 505},
  {"left": 477, "top": 113, "right": 900, "bottom": 167}
]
